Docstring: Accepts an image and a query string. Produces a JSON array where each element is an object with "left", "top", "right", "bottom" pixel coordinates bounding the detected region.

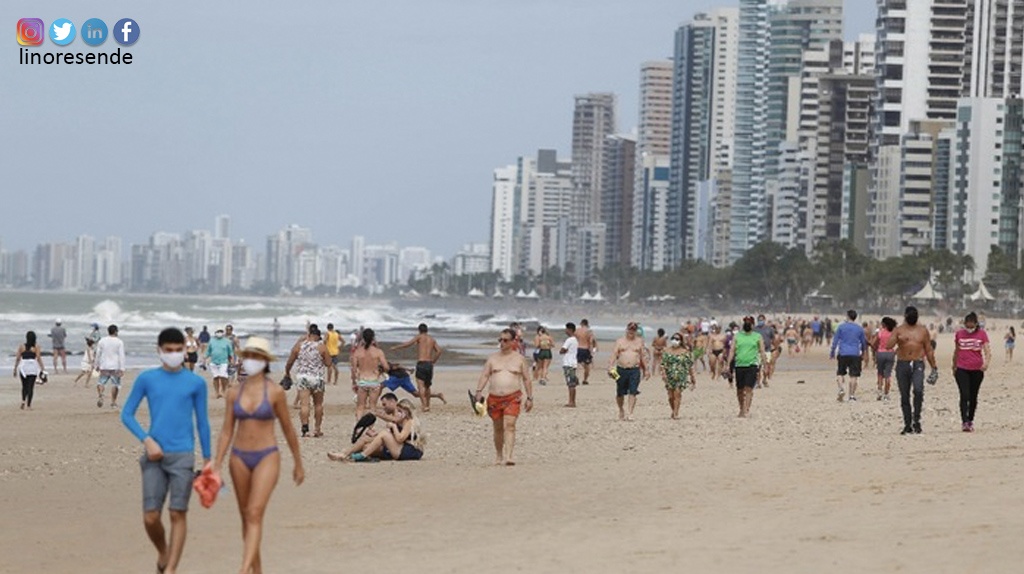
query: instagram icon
[{"left": 17, "top": 18, "right": 44, "bottom": 46}]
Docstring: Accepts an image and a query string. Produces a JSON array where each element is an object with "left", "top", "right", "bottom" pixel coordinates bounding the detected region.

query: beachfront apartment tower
[
  {"left": 570, "top": 93, "right": 616, "bottom": 279},
  {"left": 966, "top": 0, "right": 1024, "bottom": 99},
  {"left": 765, "top": 0, "right": 844, "bottom": 173},
  {"left": 868, "top": 0, "right": 969, "bottom": 259},
  {"left": 636, "top": 61, "right": 673, "bottom": 159},
  {"left": 602, "top": 135, "right": 637, "bottom": 268},
  {"left": 488, "top": 165, "right": 518, "bottom": 280},
  {"left": 632, "top": 61, "right": 673, "bottom": 270},
  {"left": 632, "top": 154, "right": 672, "bottom": 272},
  {"left": 571, "top": 93, "right": 617, "bottom": 230},
  {"left": 811, "top": 72, "right": 876, "bottom": 249},
  {"left": 519, "top": 151, "right": 574, "bottom": 276},
  {"left": 669, "top": 17, "right": 717, "bottom": 268},
  {"left": 665, "top": 8, "right": 738, "bottom": 268},
  {"left": 945, "top": 98, "right": 1024, "bottom": 276},
  {"left": 730, "top": 0, "right": 773, "bottom": 263}
]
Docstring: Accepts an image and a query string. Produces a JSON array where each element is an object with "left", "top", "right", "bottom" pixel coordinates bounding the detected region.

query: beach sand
[{"left": 1, "top": 334, "right": 1021, "bottom": 573}]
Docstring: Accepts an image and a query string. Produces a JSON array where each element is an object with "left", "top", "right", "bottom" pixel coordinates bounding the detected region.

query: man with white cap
[
  {"left": 50, "top": 319, "right": 68, "bottom": 373},
  {"left": 205, "top": 328, "right": 235, "bottom": 399}
]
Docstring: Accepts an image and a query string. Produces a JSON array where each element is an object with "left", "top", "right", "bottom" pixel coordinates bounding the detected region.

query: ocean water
[{"left": 0, "top": 291, "right": 532, "bottom": 369}]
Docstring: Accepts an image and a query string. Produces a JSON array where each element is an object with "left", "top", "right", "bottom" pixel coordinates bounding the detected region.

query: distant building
[
  {"left": 451, "top": 242, "right": 491, "bottom": 276},
  {"left": 489, "top": 165, "right": 518, "bottom": 279}
]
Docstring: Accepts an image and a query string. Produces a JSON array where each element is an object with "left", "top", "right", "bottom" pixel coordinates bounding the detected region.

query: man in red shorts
[{"left": 475, "top": 328, "right": 533, "bottom": 465}]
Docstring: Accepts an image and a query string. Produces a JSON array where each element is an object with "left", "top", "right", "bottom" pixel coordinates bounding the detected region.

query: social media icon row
[{"left": 16, "top": 18, "right": 139, "bottom": 47}]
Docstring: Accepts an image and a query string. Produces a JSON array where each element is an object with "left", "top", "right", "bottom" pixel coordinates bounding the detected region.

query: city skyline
[
  {"left": 0, "top": 214, "right": 468, "bottom": 293},
  {"left": 1, "top": 1, "right": 873, "bottom": 256}
]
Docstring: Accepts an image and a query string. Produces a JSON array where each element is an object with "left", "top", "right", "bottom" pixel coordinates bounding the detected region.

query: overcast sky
[{"left": 1, "top": 0, "right": 873, "bottom": 256}]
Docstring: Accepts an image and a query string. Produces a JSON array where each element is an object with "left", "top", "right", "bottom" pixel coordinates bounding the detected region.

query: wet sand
[{"left": 1, "top": 334, "right": 1021, "bottom": 573}]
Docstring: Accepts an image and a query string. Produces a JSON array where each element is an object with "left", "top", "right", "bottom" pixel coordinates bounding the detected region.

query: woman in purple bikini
[{"left": 213, "top": 336, "right": 304, "bottom": 574}]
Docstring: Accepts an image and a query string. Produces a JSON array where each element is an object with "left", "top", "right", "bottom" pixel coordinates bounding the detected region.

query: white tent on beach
[
  {"left": 467, "top": 287, "right": 485, "bottom": 298},
  {"left": 910, "top": 281, "right": 943, "bottom": 301},
  {"left": 492, "top": 289, "right": 505, "bottom": 298},
  {"left": 591, "top": 291, "right": 605, "bottom": 302},
  {"left": 969, "top": 281, "right": 995, "bottom": 301},
  {"left": 579, "top": 291, "right": 594, "bottom": 301}
]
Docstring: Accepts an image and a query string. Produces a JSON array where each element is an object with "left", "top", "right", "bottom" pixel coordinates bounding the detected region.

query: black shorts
[
  {"left": 379, "top": 443, "right": 423, "bottom": 461},
  {"left": 576, "top": 349, "right": 592, "bottom": 365},
  {"left": 415, "top": 361, "right": 434, "bottom": 387},
  {"left": 836, "top": 355, "right": 863, "bottom": 377},
  {"left": 186, "top": 352, "right": 198, "bottom": 364},
  {"left": 734, "top": 366, "right": 759, "bottom": 388}
]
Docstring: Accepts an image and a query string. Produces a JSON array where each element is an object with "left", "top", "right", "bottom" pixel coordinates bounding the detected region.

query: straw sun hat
[{"left": 240, "top": 336, "right": 276, "bottom": 361}]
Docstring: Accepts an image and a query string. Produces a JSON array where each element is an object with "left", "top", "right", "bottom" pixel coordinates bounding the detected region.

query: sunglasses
[{"left": 499, "top": 337, "right": 513, "bottom": 343}]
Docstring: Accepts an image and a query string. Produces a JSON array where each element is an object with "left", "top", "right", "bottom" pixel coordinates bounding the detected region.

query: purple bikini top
[{"left": 234, "top": 380, "right": 274, "bottom": 421}]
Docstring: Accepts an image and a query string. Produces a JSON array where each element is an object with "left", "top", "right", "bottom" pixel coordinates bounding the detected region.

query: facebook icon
[{"left": 113, "top": 18, "right": 140, "bottom": 46}]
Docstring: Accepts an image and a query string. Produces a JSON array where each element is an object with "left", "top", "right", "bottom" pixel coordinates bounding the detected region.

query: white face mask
[
  {"left": 242, "top": 358, "right": 267, "bottom": 374},
  {"left": 669, "top": 339, "right": 681, "bottom": 348},
  {"left": 160, "top": 351, "right": 185, "bottom": 369}
]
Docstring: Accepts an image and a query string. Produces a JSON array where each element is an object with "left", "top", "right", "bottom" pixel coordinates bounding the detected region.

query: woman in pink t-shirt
[
  {"left": 952, "top": 312, "right": 991, "bottom": 432},
  {"left": 871, "top": 317, "right": 898, "bottom": 401}
]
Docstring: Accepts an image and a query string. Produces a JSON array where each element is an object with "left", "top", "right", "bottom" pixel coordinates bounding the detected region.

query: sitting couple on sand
[{"left": 328, "top": 392, "right": 425, "bottom": 462}]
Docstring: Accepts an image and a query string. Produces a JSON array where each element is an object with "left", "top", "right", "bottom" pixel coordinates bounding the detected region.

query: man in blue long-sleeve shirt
[
  {"left": 121, "top": 327, "right": 210, "bottom": 574},
  {"left": 830, "top": 309, "right": 867, "bottom": 402}
]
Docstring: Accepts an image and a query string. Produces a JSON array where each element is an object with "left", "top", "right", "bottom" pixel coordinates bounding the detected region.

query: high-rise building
[
  {"left": 350, "top": 234, "right": 365, "bottom": 286},
  {"left": 670, "top": 16, "right": 717, "bottom": 267},
  {"left": 665, "top": 8, "right": 739, "bottom": 267},
  {"left": 766, "top": 0, "right": 844, "bottom": 164},
  {"left": 631, "top": 154, "right": 672, "bottom": 271},
  {"left": 231, "top": 241, "right": 254, "bottom": 290},
  {"left": 571, "top": 93, "right": 617, "bottom": 230},
  {"left": 451, "top": 243, "right": 491, "bottom": 276},
  {"left": 931, "top": 127, "right": 957, "bottom": 252},
  {"left": 637, "top": 61, "right": 673, "bottom": 158},
  {"left": 966, "top": 0, "right": 1024, "bottom": 99},
  {"left": 489, "top": 165, "right": 518, "bottom": 279},
  {"left": 946, "top": 98, "right": 1024, "bottom": 275},
  {"left": 602, "top": 135, "right": 636, "bottom": 268},
  {"left": 184, "top": 230, "right": 212, "bottom": 286},
  {"left": 215, "top": 214, "right": 230, "bottom": 240},
  {"left": 731, "top": 0, "right": 773, "bottom": 262},
  {"left": 75, "top": 235, "right": 96, "bottom": 290},
  {"left": 811, "top": 72, "right": 876, "bottom": 247},
  {"left": 869, "top": 0, "right": 969, "bottom": 259},
  {"left": 519, "top": 150, "right": 574, "bottom": 275},
  {"left": 264, "top": 225, "right": 314, "bottom": 289},
  {"left": 399, "top": 246, "right": 431, "bottom": 283},
  {"left": 634, "top": 61, "right": 672, "bottom": 269},
  {"left": 873, "top": 0, "right": 969, "bottom": 148}
]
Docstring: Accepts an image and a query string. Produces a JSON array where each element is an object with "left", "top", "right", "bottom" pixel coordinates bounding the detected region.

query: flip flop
[
  {"left": 468, "top": 390, "right": 485, "bottom": 416},
  {"left": 351, "top": 413, "right": 377, "bottom": 444}
]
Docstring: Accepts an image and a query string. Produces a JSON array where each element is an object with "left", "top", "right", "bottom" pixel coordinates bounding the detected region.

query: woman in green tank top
[{"left": 727, "top": 317, "right": 767, "bottom": 418}]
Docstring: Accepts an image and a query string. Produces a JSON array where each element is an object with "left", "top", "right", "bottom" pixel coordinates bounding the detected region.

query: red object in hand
[{"left": 192, "top": 464, "right": 222, "bottom": 509}]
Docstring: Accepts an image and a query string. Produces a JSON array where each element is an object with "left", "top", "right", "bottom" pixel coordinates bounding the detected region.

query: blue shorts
[
  {"left": 382, "top": 375, "right": 417, "bottom": 395},
  {"left": 98, "top": 370, "right": 122, "bottom": 388},
  {"left": 615, "top": 367, "right": 641, "bottom": 396}
]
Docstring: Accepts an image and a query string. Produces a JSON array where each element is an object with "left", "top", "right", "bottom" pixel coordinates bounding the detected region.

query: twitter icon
[{"left": 49, "top": 18, "right": 75, "bottom": 46}]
